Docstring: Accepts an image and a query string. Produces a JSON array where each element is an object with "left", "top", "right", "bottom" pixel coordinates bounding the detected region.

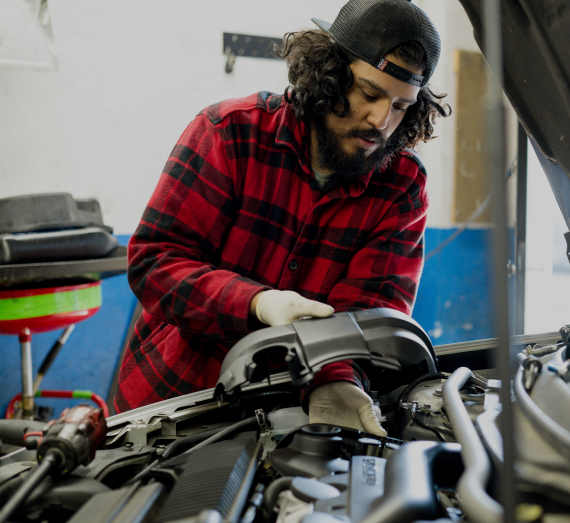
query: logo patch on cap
[
  {"left": 377, "top": 58, "right": 388, "bottom": 71},
  {"left": 374, "top": 57, "right": 425, "bottom": 86}
]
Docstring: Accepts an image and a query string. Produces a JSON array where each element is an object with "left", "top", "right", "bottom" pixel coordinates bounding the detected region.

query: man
[{"left": 114, "top": 0, "right": 450, "bottom": 436}]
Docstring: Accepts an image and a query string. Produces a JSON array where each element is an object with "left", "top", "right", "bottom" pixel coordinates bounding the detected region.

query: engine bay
[{"left": 1, "top": 311, "right": 570, "bottom": 523}]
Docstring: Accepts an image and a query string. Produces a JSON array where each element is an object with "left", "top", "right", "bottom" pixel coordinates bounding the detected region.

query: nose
[{"left": 367, "top": 99, "right": 391, "bottom": 131}]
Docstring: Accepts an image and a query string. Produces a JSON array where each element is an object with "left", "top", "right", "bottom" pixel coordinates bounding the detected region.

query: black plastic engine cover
[{"left": 215, "top": 308, "right": 436, "bottom": 403}]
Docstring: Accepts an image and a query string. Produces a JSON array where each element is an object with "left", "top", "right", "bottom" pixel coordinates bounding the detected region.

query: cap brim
[{"left": 311, "top": 18, "right": 332, "bottom": 32}]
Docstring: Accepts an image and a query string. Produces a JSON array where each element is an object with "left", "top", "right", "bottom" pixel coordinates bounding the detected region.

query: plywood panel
[{"left": 453, "top": 50, "right": 492, "bottom": 223}]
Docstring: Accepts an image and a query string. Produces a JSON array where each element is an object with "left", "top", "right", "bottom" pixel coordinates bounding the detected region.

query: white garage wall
[
  {"left": 0, "top": 0, "right": 478, "bottom": 234},
  {"left": 416, "top": 0, "right": 482, "bottom": 227}
]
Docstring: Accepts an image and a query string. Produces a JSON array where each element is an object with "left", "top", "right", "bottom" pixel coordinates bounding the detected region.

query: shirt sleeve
[
  {"left": 128, "top": 114, "right": 269, "bottom": 343},
  {"left": 303, "top": 157, "right": 429, "bottom": 405}
]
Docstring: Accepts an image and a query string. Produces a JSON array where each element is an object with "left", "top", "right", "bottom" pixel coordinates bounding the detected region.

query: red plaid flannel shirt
[{"left": 114, "top": 92, "right": 429, "bottom": 413}]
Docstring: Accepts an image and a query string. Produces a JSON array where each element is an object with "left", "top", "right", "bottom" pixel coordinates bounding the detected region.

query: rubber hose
[
  {"left": 126, "top": 416, "right": 258, "bottom": 485},
  {"left": 160, "top": 424, "right": 234, "bottom": 461},
  {"left": 395, "top": 372, "right": 447, "bottom": 439}
]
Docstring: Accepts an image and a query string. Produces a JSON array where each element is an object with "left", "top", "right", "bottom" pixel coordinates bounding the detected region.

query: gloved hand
[
  {"left": 253, "top": 290, "right": 334, "bottom": 327},
  {"left": 308, "top": 381, "right": 387, "bottom": 437}
]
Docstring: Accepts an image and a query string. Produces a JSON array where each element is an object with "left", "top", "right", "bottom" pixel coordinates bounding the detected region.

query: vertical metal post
[
  {"left": 33, "top": 324, "right": 75, "bottom": 394},
  {"left": 482, "top": 0, "right": 517, "bottom": 521},
  {"left": 514, "top": 123, "right": 528, "bottom": 335},
  {"left": 19, "top": 328, "right": 35, "bottom": 418}
]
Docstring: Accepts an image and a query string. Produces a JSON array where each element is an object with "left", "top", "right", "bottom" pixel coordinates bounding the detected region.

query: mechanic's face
[{"left": 311, "top": 54, "right": 422, "bottom": 178}]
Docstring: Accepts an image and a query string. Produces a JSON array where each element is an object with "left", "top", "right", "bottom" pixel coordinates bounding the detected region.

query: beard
[{"left": 312, "top": 115, "right": 401, "bottom": 181}]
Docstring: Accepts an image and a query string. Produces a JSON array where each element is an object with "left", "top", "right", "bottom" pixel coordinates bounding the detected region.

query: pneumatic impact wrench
[{"left": 0, "top": 404, "right": 106, "bottom": 523}]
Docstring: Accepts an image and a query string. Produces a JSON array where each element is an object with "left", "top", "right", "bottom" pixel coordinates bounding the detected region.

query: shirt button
[{"left": 289, "top": 260, "right": 298, "bottom": 270}]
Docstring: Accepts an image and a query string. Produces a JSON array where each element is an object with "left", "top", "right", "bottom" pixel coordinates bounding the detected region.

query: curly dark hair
[{"left": 275, "top": 30, "right": 451, "bottom": 152}]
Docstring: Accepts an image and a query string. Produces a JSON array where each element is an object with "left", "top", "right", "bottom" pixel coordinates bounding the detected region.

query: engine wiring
[
  {"left": 410, "top": 402, "right": 446, "bottom": 442},
  {"left": 159, "top": 423, "right": 235, "bottom": 461},
  {"left": 125, "top": 416, "right": 259, "bottom": 486},
  {"left": 394, "top": 371, "right": 449, "bottom": 439}
]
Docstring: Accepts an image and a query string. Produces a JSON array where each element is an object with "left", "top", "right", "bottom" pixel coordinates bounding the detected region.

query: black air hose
[
  {"left": 160, "top": 424, "right": 234, "bottom": 461},
  {"left": 0, "top": 452, "right": 59, "bottom": 523},
  {"left": 410, "top": 404, "right": 446, "bottom": 442},
  {"left": 0, "top": 420, "right": 46, "bottom": 447}
]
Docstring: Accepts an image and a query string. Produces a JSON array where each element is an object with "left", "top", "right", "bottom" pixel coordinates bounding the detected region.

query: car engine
[{"left": 1, "top": 309, "right": 570, "bottom": 523}]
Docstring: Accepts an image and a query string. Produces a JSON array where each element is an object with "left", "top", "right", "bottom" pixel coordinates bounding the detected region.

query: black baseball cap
[{"left": 312, "top": 0, "right": 441, "bottom": 87}]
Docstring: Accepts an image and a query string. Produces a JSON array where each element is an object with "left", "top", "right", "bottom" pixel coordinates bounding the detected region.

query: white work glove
[
  {"left": 308, "top": 381, "right": 387, "bottom": 437},
  {"left": 254, "top": 290, "right": 334, "bottom": 327}
]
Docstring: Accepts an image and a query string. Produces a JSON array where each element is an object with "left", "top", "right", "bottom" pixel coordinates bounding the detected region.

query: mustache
[{"left": 343, "top": 127, "right": 384, "bottom": 143}]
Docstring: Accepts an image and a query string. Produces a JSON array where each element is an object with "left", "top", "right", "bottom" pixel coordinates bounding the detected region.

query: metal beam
[
  {"left": 434, "top": 331, "right": 560, "bottom": 356},
  {"left": 514, "top": 123, "right": 528, "bottom": 334}
]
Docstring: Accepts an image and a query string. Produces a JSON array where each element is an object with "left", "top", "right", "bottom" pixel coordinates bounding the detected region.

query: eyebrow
[{"left": 358, "top": 77, "right": 417, "bottom": 105}]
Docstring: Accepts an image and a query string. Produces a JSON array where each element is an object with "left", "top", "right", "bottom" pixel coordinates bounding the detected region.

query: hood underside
[{"left": 458, "top": 0, "right": 570, "bottom": 227}]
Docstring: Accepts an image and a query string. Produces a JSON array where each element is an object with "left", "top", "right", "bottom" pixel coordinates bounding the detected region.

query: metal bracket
[
  {"left": 223, "top": 32, "right": 283, "bottom": 73},
  {"left": 255, "top": 409, "right": 269, "bottom": 430}
]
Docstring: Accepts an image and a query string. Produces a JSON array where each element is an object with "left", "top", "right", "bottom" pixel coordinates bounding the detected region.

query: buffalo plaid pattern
[{"left": 114, "top": 92, "right": 429, "bottom": 413}]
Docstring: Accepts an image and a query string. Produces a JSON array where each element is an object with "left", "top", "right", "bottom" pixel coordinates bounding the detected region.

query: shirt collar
[{"left": 274, "top": 100, "right": 312, "bottom": 176}]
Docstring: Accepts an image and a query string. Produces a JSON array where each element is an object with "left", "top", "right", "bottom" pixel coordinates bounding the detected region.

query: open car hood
[{"left": 458, "top": 0, "right": 570, "bottom": 230}]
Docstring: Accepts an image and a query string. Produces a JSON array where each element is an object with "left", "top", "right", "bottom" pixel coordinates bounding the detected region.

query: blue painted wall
[
  {"left": 0, "top": 229, "right": 493, "bottom": 419},
  {"left": 413, "top": 228, "right": 494, "bottom": 345}
]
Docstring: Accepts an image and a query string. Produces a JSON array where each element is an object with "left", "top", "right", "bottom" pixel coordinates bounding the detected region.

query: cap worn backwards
[{"left": 312, "top": 0, "right": 441, "bottom": 87}]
